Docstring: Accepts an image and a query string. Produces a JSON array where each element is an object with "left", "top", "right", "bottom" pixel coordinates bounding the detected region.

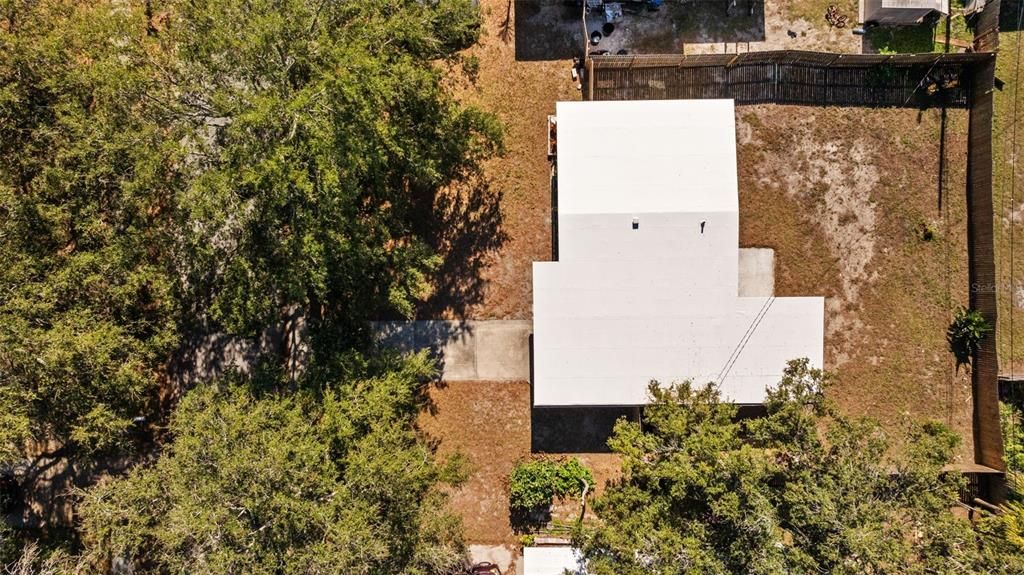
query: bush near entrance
[{"left": 509, "top": 458, "right": 594, "bottom": 511}]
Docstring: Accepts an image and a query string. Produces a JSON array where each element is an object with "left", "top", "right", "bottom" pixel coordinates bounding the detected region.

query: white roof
[
  {"left": 882, "top": 0, "right": 947, "bottom": 10},
  {"left": 523, "top": 547, "right": 584, "bottom": 575},
  {"left": 555, "top": 99, "right": 738, "bottom": 215},
  {"left": 533, "top": 99, "right": 824, "bottom": 406}
]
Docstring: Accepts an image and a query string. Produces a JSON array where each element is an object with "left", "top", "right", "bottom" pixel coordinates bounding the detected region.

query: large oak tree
[
  {"left": 78, "top": 354, "right": 466, "bottom": 574},
  {"left": 0, "top": 0, "right": 498, "bottom": 459},
  {"left": 0, "top": 0, "right": 498, "bottom": 568}
]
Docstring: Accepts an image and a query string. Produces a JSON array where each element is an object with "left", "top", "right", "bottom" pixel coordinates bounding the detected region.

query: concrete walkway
[{"left": 372, "top": 320, "right": 532, "bottom": 381}]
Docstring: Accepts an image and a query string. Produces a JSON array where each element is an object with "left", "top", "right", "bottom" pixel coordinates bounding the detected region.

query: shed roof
[{"left": 881, "top": 0, "right": 947, "bottom": 10}]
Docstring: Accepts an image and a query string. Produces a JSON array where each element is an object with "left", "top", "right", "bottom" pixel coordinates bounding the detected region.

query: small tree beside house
[{"left": 509, "top": 457, "right": 593, "bottom": 531}]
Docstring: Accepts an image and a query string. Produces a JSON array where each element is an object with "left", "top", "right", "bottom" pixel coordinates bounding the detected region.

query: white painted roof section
[
  {"left": 533, "top": 99, "right": 824, "bottom": 407},
  {"left": 555, "top": 100, "right": 738, "bottom": 215},
  {"left": 523, "top": 547, "right": 585, "bottom": 575},
  {"left": 881, "top": 0, "right": 947, "bottom": 10}
]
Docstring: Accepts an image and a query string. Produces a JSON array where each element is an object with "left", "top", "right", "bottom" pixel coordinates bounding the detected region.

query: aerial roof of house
[{"left": 532, "top": 99, "right": 824, "bottom": 407}]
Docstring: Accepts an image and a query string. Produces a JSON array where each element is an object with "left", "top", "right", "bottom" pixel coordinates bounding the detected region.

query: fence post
[{"left": 773, "top": 62, "right": 779, "bottom": 102}]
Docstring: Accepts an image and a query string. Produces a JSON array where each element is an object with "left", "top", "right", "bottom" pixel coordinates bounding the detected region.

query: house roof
[
  {"left": 532, "top": 99, "right": 824, "bottom": 407},
  {"left": 555, "top": 99, "right": 738, "bottom": 216}
]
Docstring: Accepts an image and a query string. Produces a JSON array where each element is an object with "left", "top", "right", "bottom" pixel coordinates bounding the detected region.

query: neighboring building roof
[
  {"left": 532, "top": 99, "right": 824, "bottom": 407},
  {"left": 523, "top": 547, "right": 584, "bottom": 575},
  {"left": 861, "top": 0, "right": 949, "bottom": 24},
  {"left": 880, "top": 0, "right": 947, "bottom": 9}
]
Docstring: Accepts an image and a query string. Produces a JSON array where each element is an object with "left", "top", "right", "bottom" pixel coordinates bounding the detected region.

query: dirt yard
[
  {"left": 513, "top": 0, "right": 864, "bottom": 58},
  {"left": 418, "top": 381, "right": 622, "bottom": 546},
  {"left": 417, "top": 0, "right": 982, "bottom": 552},
  {"left": 736, "top": 105, "right": 974, "bottom": 463}
]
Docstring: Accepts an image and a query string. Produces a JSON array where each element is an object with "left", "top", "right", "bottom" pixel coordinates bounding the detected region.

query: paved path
[{"left": 372, "top": 320, "right": 532, "bottom": 381}]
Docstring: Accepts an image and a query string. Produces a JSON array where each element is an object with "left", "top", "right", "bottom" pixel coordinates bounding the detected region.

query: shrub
[
  {"left": 947, "top": 307, "right": 992, "bottom": 368},
  {"left": 1002, "top": 402, "right": 1024, "bottom": 476},
  {"left": 509, "top": 458, "right": 594, "bottom": 511},
  {"left": 916, "top": 220, "right": 937, "bottom": 242}
]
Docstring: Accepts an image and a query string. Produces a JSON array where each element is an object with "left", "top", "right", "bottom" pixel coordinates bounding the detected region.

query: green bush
[
  {"left": 1002, "top": 402, "right": 1024, "bottom": 476},
  {"left": 947, "top": 307, "right": 992, "bottom": 368},
  {"left": 509, "top": 458, "right": 594, "bottom": 510}
]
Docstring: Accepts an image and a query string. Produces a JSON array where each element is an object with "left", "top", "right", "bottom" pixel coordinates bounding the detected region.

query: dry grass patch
[
  {"left": 994, "top": 25, "right": 1024, "bottom": 377},
  {"left": 738, "top": 104, "right": 974, "bottom": 463}
]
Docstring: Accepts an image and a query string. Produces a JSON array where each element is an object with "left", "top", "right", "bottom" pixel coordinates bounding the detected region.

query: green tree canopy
[
  {"left": 0, "top": 0, "right": 183, "bottom": 459},
  {"left": 78, "top": 353, "right": 466, "bottom": 574},
  {"left": 0, "top": 0, "right": 499, "bottom": 460},
  {"left": 576, "top": 359, "right": 1023, "bottom": 575},
  {"left": 165, "top": 0, "right": 502, "bottom": 341}
]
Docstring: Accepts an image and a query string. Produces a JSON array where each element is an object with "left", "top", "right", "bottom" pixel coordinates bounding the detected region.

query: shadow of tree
[
  {"left": 509, "top": 505, "right": 552, "bottom": 535},
  {"left": 371, "top": 320, "right": 477, "bottom": 417},
  {"left": 416, "top": 172, "right": 507, "bottom": 319},
  {"left": 1001, "top": 1, "right": 1024, "bottom": 32},
  {"left": 5, "top": 441, "right": 138, "bottom": 535},
  {"left": 499, "top": 0, "right": 514, "bottom": 44}
]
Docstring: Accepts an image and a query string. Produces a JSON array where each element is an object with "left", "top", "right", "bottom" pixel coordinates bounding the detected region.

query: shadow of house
[{"left": 531, "top": 406, "right": 637, "bottom": 453}]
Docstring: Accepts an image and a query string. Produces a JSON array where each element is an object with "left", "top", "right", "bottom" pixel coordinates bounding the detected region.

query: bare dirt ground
[
  {"left": 418, "top": 380, "right": 621, "bottom": 547},
  {"left": 513, "top": 0, "right": 863, "bottom": 58},
  {"left": 687, "top": 0, "right": 862, "bottom": 54}
]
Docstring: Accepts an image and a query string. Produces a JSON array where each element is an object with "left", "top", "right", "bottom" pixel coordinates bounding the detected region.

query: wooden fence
[
  {"left": 587, "top": 51, "right": 992, "bottom": 108},
  {"left": 973, "top": 0, "right": 1001, "bottom": 53},
  {"left": 965, "top": 4, "right": 1006, "bottom": 483}
]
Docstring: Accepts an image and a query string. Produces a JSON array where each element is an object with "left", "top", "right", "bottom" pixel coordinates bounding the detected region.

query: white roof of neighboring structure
[
  {"left": 523, "top": 547, "right": 585, "bottom": 575},
  {"left": 532, "top": 99, "right": 824, "bottom": 407},
  {"left": 881, "top": 0, "right": 947, "bottom": 10}
]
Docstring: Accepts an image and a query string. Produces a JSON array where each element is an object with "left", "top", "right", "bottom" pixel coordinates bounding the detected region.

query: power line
[
  {"left": 1004, "top": 0, "right": 1024, "bottom": 494},
  {"left": 717, "top": 295, "right": 776, "bottom": 386}
]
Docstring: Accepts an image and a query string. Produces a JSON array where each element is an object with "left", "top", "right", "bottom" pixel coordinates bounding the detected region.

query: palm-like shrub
[{"left": 947, "top": 307, "right": 992, "bottom": 368}]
